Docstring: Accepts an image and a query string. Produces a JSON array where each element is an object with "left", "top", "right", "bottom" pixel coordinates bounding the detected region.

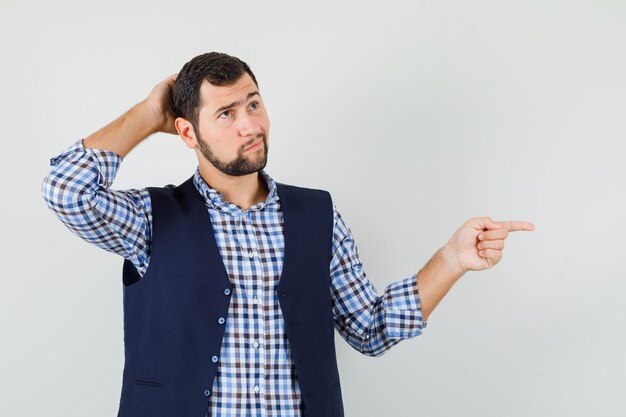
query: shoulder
[
  {"left": 146, "top": 175, "right": 194, "bottom": 197},
  {"left": 275, "top": 181, "right": 332, "bottom": 201},
  {"left": 144, "top": 183, "right": 178, "bottom": 202},
  {"left": 142, "top": 176, "right": 198, "bottom": 214}
]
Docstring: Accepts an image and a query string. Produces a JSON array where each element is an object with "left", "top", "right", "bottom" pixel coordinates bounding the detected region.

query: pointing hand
[{"left": 443, "top": 217, "right": 535, "bottom": 273}]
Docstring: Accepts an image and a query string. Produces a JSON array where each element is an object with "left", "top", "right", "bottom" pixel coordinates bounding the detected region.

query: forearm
[
  {"left": 416, "top": 246, "right": 465, "bottom": 322},
  {"left": 83, "top": 100, "right": 160, "bottom": 158}
]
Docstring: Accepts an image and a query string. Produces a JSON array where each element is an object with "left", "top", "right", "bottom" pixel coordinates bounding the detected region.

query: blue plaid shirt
[{"left": 42, "top": 138, "right": 427, "bottom": 417}]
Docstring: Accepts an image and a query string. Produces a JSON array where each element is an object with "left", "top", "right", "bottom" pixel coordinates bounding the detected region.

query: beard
[{"left": 196, "top": 132, "right": 269, "bottom": 177}]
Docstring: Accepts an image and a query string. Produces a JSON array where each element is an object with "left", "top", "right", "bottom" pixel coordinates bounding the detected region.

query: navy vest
[{"left": 117, "top": 175, "right": 344, "bottom": 417}]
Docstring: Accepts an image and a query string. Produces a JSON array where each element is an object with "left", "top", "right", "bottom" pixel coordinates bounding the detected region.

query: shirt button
[
  {"left": 247, "top": 251, "right": 254, "bottom": 258},
  {"left": 211, "top": 355, "right": 219, "bottom": 363},
  {"left": 204, "top": 389, "right": 211, "bottom": 397},
  {"left": 253, "top": 385, "right": 260, "bottom": 393},
  {"left": 253, "top": 340, "right": 260, "bottom": 348},
  {"left": 224, "top": 288, "right": 231, "bottom": 295},
  {"left": 252, "top": 296, "right": 258, "bottom": 304},
  {"left": 218, "top": 317, "right": 225, "bottom": 325}
]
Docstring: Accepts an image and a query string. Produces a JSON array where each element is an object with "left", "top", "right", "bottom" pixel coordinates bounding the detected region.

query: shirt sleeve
[
  {"left": 330, "top": 203, "right": 427, "bottom": 357},
  {"left": 41, "top": 138, "right": 152, "bottom": 277}
]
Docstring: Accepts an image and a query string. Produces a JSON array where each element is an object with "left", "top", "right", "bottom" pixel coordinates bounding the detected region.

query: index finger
[{"left": 497, "top": 220, "right": 535, "bottom": 232}]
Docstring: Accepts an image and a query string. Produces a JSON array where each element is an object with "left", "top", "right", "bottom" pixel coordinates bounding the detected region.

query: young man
[{"left": 42, "top": 52, "right": 535, "bottom": 417}]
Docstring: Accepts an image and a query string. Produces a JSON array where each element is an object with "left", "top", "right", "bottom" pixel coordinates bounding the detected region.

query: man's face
[{"left": 193, "top": 73, "right": 270, "bottom": 176}]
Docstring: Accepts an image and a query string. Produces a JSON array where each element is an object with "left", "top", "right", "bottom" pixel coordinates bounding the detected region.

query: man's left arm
[{"left": 330, "top": 204, "right": 535, "bottom": 357}]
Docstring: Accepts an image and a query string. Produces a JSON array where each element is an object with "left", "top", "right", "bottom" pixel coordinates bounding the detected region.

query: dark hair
[{"left": 171, "top": 52, "right": 259, "bottom": 134}]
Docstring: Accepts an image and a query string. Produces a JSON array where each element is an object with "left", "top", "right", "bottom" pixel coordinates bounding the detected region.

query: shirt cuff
[
  {"left": 382, "top": 273, "right": 427, "bottom": 339},
  {"left": 49, "top": 138, "right": 85, "bottom": 166},
  {"left": 48, "top": 138, "right": 123, "bottom": 187}
]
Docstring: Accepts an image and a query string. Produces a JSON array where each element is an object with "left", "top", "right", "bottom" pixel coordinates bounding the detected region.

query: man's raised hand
[{"left": 143, "top": 73, "right": 179, "bottom": 135}]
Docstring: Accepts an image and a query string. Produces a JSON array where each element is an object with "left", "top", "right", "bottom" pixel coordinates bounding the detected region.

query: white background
[{"left": 1, "top": 0, "right": 625, "bottom": 416}]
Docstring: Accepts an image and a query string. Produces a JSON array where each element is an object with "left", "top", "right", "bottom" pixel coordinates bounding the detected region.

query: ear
[{"left": 175, "top": 117, "right": 197, "bottom": 149}]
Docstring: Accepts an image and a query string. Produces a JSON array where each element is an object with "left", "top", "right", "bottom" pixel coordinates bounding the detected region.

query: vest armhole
[
  {"left": 122, "top": 258, "right": 142, "bottom": 286},
  {"left": 140, "top": 185, "right": 172, "bottom": 279},
  {"left": 122, "top": 184, "right": 176, "bottom": 287}
]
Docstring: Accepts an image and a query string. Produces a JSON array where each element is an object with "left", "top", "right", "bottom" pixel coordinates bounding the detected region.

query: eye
[
  {"left": 249, "top": 101, "right": 259, "bottom": 110},
  {"left": 219, "top": 110, "right": 232, "bottom": 119}
]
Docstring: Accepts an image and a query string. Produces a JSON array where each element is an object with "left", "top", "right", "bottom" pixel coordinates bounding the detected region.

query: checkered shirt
[{"left": 42, "top": 138, "right": 427, "bottom": 417}]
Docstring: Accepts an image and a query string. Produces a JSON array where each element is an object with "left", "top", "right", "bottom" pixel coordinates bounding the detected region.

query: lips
[{"left": 245, "top": 138, "right": 262, "bottom": 151}]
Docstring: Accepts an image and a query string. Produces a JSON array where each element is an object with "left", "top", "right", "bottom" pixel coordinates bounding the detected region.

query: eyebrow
[{"left": 214, "top": 91, "right": 260, "bottom": 116}]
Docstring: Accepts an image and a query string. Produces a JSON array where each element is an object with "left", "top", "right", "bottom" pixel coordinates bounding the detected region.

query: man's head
[{"left": 171, "top": 52, "right": 269, "bottom": 177}]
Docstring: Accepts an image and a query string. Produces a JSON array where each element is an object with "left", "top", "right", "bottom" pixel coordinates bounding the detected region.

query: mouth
[{"left": 245, "top": 138, "right": 262, "bottom": 151}]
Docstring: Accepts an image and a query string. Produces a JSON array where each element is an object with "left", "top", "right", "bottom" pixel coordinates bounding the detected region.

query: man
[{"left": 42, "top": 52, "right": 535, "bottom": 417}]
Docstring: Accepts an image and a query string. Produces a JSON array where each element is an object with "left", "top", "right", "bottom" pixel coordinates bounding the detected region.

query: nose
[{"left": 238, "top": 114, "right": 262, "bottom": 138}]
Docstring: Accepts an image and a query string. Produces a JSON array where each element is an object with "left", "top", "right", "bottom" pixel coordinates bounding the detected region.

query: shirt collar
[{"left": 192, "top": 167, "right": 279, "bottom": 215}]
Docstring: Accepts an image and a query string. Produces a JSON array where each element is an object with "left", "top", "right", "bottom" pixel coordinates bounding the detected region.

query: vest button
[
  {"left": 218, "top": 317, "right": 225, "bottom": 325},
  {"left": 211, "top": 355, "right": 219, "bottom": 363},
  {"left": 281, "top": 293, "right": 287, "bottom": 298},
  {"left": 224, "top": 288, "right": 231, "bottom": 295},
  {"left": 204, "top": 389, "right": 211, "bottom": 397}
]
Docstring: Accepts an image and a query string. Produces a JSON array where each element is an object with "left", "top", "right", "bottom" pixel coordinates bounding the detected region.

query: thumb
[{"left": 475, "top": 217, "right": 502, "bottom": 231}]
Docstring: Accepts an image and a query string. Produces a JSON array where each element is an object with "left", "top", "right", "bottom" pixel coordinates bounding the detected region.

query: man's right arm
[
  {"left": 41, "top": 137, "right": 154, "bottom": 276},
  {"left": 82, "top": 73, "right": 179, "bottom": 157},
  {"left": 41, "top": 74, "right": 180, "bottom": 277}
]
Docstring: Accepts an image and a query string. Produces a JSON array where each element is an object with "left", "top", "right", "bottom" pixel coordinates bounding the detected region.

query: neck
[{"left": 198, "top": 162, "right": 269, "bottom": 211}]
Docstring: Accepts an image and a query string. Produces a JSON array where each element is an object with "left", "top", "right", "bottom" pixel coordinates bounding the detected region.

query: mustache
[{"left": 242, "top": 133, "right": 266, "bottom": 150}]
